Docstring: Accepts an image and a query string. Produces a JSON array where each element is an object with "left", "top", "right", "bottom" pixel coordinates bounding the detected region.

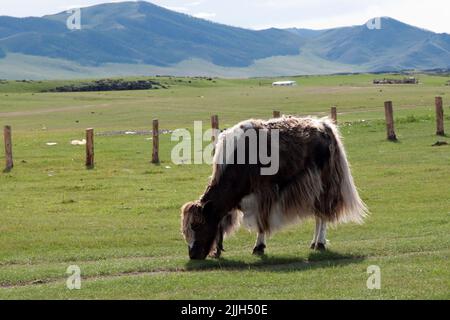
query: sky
[{"left": 1, "top": 0, "right": 449, "bottom": 33}]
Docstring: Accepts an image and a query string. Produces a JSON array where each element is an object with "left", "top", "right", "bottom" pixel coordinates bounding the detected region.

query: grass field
[{"left": 0, "top": 74, "right": 449, "bottom": 299}]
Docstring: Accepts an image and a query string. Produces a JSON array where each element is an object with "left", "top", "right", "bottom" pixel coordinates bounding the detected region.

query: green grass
[{"left": 0, "top": 74, "right": 449, "bottom": 299}]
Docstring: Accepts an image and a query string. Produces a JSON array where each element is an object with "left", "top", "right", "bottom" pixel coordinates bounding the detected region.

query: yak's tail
[{"left": 323, "top": 119, "right": 368, "bottom": 224}]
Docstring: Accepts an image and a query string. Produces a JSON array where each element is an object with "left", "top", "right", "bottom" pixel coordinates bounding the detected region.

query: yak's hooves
[
  {"left": 311, "top": 243, "right": 326, "bottom": 251},
  {"left": 253, "top": 244, "right": 266, "bottom": 256},
  {"left": 209, "top": 250, "right": 222, "bottom": 259}
]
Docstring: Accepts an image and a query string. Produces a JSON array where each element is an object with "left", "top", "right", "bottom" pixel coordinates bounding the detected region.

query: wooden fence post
[
  {"left": 85, "top": 128, "right": 94, "bottom": 168},
  {"left": 152, "top": 119, "right": 160, "bottom": 164},
  {"left": 4, "top": 125, "right": 13, "bottom": 172},
  {"left": 435, "top": 97, "right": 445, "bottom": 136},
  {"left": 331, "top": 106, "right": 337, "bottom": 124},
  {"left": 273, "top": 110, "right": 281, "bottom": 118},
  {"left": 211, "top": 115, "right": 219, "bottom": 145},
  {"left": 384, "top": 101, "right": 397, "bottom": 141}
]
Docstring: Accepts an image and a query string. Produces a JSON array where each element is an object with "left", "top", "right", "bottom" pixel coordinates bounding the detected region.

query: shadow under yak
[{"left": 185, "top": 250, "right": 366, "bottom": 273}]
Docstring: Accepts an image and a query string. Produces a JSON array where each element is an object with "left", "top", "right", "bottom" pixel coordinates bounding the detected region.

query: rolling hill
[
  {"left": 0, "top": 1, "right": 304, "bottom": 67},
  {"left": 306, "top": 17, "right": 450, "bottom": 71},
  {"left": 0, "top": 1, "right": 449, "bottom": 79}
]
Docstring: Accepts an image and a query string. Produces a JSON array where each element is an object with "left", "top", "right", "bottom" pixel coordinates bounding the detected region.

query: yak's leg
[
  {"left": 310, "top": 216, "right": 321, "bottom": 249},
  {"left": 317, "top": 219, "right": 327, "bottom": 250},
  {"left": 310, "top": 217, "right": 327, "bottom": 251},
  {"left": 253, "top": 233, "right": 266, "bottom": 256},
  {"left": 210, "top": 226, "right": 225, "bottom": 259}
]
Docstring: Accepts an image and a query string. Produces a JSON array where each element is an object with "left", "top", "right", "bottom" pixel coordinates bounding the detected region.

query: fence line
[
  {"left": 435, "top": 97, "right": 445, "bottom": 136},
  {"left": 3, "top": 98, "right": 447, "bottom": 170},
  {"left": 211, "top": 115, "right": 219, "bottom": 145},
  {"left": 86, "top": 128, "right": 94, "bottom": 169},
  {"left": 331, "top": 106, "right": 337, "bottom": 124},
  {"left": 384, "top": 101, "right": 397, "bottom": 141},
  {"left": 3, "top": 125, "right": 13, "bottom": 172},
  {"left": 152, "top": 119, "right": 160, "bottom": 164}
]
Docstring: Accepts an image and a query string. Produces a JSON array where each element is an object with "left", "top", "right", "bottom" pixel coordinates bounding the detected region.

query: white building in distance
[{"left": 272, "top": 80, "right": 297, "bottom": 87}]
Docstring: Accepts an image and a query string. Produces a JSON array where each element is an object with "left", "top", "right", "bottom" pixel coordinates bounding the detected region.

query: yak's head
[{"left": 181, "top": 201, "right": 219, "bottom": 260}]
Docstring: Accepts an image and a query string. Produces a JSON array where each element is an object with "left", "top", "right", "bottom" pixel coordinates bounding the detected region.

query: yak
[{"left": 181, "top": 116, "right": 367, "bottom": 260}]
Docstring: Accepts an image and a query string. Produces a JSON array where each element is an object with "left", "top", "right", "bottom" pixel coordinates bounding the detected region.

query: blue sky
[{"left": 1, "top": 0, "right": 449, "bottom": 33}]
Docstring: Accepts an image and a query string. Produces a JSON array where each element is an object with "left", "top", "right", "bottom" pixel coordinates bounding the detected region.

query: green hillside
[{"left": 1, "top": 3, "right": 450, "bottom": 79}]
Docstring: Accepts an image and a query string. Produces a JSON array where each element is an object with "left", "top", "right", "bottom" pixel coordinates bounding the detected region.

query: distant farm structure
[
  {"left": 373, "top": 77, "right": 418, "bottom": 85},
  {"left": 272, "top": 80, "right": 297, "bottom": 87}
]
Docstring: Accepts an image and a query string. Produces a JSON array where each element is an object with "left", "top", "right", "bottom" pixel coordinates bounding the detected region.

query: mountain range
[{"left": 0, "top": 1, "right": 449, "bottom": 79}]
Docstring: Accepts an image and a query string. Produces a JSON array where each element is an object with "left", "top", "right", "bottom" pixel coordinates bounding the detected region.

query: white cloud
[
  {"left": 193, "top": 12, "right": 216, "bottom": 19},
  {"left": 187, "top": 1, "right": 202, "bottom": 6}
]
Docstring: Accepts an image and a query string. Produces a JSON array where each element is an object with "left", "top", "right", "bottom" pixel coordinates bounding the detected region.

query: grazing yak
[{"left": 181, "top": 116, "right": 367, "bottom": 260}]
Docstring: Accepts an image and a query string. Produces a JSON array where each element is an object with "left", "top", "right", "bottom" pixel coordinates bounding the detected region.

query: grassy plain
[{"left": 0, "top": 74, "right": 449, "bottom": 299}]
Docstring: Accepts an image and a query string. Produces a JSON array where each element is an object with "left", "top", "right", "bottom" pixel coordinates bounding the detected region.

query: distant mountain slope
[
  {"left": 307, "top": 17, "right": 450, "bottom": 70},
  {"left": 0, "top": 52, "right": 363, "bottom": 80},
  {"left": 285, "top": 28, "right": 326, "bottom": 39},
  {"left": 0, "top": 1, "right": 304, "bottom": 67},
  {"left": 0, "top": 2, "right": 449, "bottom": 79}
]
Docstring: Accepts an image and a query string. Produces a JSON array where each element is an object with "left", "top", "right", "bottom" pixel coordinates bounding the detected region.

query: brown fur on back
[{"left": 209, "top": 116, "right": 367, "bottom": 234}]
